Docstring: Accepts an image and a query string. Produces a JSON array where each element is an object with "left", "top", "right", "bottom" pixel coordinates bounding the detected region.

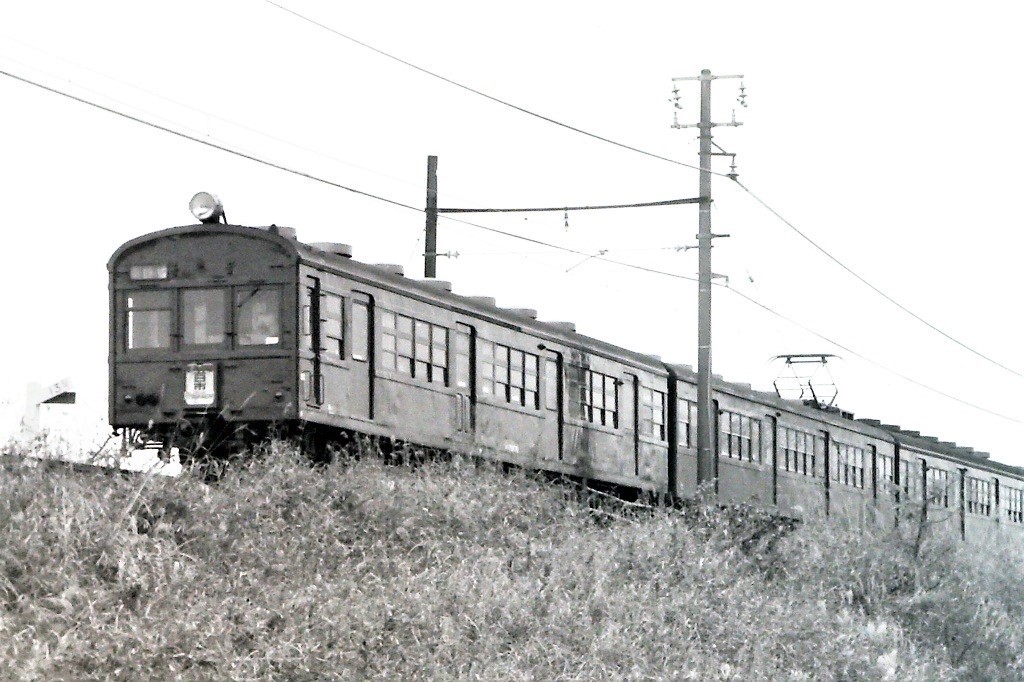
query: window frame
[
  {"left": 966, "top": 476, "right": 993, "bottom": 516},
  {"left": 478, "top": 338, "right": 539, "bottom": 409},
  {"left": 779, "top": 426, "right": 817, "bottom": 476},
  {"left": 720, "top": 410, "right": 762, "bottom": 463},
  {"left": 1004, "top": 486, "right": 1024, "bottom": 524},
  {"left": 580, "top": 368, "right": 618, "bottom": 428},
  {"left": 320, "top": 292, "right": 344, "bottom": 359},
  {"left": 677, "top": 398, "right": 697, "bottom": 449},
  {"left": 180, "top": 287, "right": 228, "bottom": 348},
  {"left": 927, "top": 467, "right": 950, "bottom": 507},
  {"left": 235, "top": 286, "right": 283, "bottom": 347},
  {"left": 641, "top": 387, "right": 667, "bottom": 441},
  {"left": 380, "top": 310, "right": 447, "bottom": 385},
  {"left": 830, "top": 441, "right": 866, "bottom": 489},
  {"left": 125, "top": 289, "right": 174, "bottom": 351}
]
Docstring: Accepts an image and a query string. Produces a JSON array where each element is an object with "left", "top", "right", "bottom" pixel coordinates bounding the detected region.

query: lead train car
[{"left": 109, "top": 219, "right": 1024, "bottom": 541}]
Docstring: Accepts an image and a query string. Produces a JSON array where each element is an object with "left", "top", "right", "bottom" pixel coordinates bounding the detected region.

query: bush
[
  {"left": 1, "top": 443, "right": 1018, "bottom": 678},
  {"left": 776, "top": 512, "right": 1024, "bottom": 680}
]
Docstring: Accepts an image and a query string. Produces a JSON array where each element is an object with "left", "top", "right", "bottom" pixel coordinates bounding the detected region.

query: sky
[{"left": 1, "top": 1, "right": 1022, "bottom": 465}]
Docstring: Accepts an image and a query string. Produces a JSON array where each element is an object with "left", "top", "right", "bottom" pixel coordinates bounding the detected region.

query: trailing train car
[{"left": 108, "top": 193, "right": 1024, "bottom": 541}]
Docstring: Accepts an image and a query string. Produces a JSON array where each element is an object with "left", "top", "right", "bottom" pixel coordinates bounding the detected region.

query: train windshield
[
  {"left": 126, "top": 291, "right": 172, "bottom": 349},
  {"left": 182, "top": 288, "right": 226, "bottom": 346},
  {"left": 236, "top": 287, "right": 281, "bottom": 345}
]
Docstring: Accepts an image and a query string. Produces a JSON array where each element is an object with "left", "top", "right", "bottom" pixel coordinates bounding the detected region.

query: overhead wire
[
  {"left": 0, "top": 67, "right": 417, "bottom": 213},
  {"left": 730, "top": 179, "right": 1023, "bottom": 378},
  {"left": 2, "top": 64, "right": 1018, "bottom": 425},
  {"left": 261, "top": 1, "right": 1022, "bottom": 381},
  {"left": 262, "top": 0, "right": 730, "bottom": 179},
  {"left": 0, "top": 32, "right": 421, "bottom": 194},
  {"left": 725, "top": 287, "right": 1022, "bottom": 424}
]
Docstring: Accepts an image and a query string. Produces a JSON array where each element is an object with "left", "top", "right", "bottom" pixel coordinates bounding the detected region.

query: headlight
[{"left": 189, "top": 191, "right": 224, "bottom": 223}]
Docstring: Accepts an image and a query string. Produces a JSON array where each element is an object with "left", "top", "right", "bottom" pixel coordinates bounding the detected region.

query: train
[{"left": 108, "top": 192, "right": 1024, "bottom": 541}]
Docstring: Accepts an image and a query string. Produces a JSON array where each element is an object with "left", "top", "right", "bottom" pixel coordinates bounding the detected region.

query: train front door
[{"left": 349, "top": 293, "right": 374, "bottom": 420}]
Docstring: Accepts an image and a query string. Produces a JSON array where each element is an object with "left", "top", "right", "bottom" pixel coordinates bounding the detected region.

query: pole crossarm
[{"left": 437, "top": 197, "right": 701, "bottom": 214}]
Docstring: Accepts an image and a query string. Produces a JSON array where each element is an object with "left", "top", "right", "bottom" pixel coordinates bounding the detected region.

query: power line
[
  {"left": 725, "top": 287, "right": 1023, "bottom": 424},
  {"left": 0, "top": 33, "right": 419, "bottom": 193},
  {"left": 730, "top": 179, "right": 1022, "bottom": 378},
  {"left": 262, "top": 0, "right": 732, "bottom": 179},
  {"left": 262, "top": 1, "right": 1022, "bottom": 383},
  {"left": 0, "top": 67, "right": 417, "bottom": 213},
  {"left": 452, "top": 206, "right": 1019, "bottom": 419},
  {"left": 438, "top": 214, "right": 699, "bottom": 284},
  {"left": 4, "top": 64, "right": 1016, "bottom": 425}
]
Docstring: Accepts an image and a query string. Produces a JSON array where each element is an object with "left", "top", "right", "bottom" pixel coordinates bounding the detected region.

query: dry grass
[{"left": 2, "top": 441, "right": 1022, "bottom": 680}]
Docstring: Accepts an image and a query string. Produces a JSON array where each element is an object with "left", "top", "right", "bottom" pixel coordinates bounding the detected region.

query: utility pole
[
  {"left": 424, "top": 155, "right": 438, "bottom": 278},
  {"left": 672, "top": 69, "right": 743, "bottom": 493}
]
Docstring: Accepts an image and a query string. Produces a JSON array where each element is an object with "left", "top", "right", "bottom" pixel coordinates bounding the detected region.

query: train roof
[{"left": 669, "top": 360, "right": 1023, "bottom": 479}]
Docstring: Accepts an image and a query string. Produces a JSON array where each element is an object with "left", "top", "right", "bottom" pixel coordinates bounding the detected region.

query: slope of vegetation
[{"left": 2, "top": 443, "right": 1022, "bottom": 680}]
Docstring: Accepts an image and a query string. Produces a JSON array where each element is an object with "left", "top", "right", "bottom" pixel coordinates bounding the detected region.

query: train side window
[
  {"left": 720, "top": 412, "right": 760, "bottom": 463},
  {"left": 899, "top": 460, "right": 919, "bottom": 500},
  {"left": 544, "top": 359, "right": 558, "bottom": 410},
  {"left": 182, "top": 289, "right": 226, "bottom": 347},
  {"left": 455, "top": 326, "right": 473, "bottom": 390},
  {"left": 396, "top": 315, "right": 414, "bottom": 375},
  {"left": 641, "top": 388, "right": 666, "bottom": 441},
  {"left": 323, "top": 293, "right": 344, "bottom": 359},
  {"left": 379, "top": 310, "right": 445, "bottom": 382},
  {"left": 604, "top": 375, "right": 618, "bottom": 428},
  {"left": 380, "top": 312, "right": 397, "bottom": 370},
  {"left": 779, "top": 426, "right": 816, "bottom": 476},
  {"left": 1005, "top": 487, "right": 1024, "bottom": 524},
  {"left": 494, "top": 345, "right": 510, "bottom": 400},
  {"left": 927, "top": 467, "right": 950, "bottom": 507},
  {"left": 877, "top": 454, "right": 895, "bottom": 490},
  {"left": 564, "top": 364, "right": 584, "bottom": 420},
  {"left": 126, "top": 290, "right": 172, "bottom": 349},
  {"left": 509, "top": 350, "right": 524, "bottom": 405},
  {"left": 414, "top": 321, "right": 430, "bottom": 378},
  {"left": 302, "top": 305, "right": 312, "bottom": 347},
  {"left": 236, "top": 287, "right": 281, "bottom": 346},
  {"left": 479, "top": 341, "right": 495, "bottom": 395},
  {"left": 478, "top": 339, "right": 539, "bottom": 408},
  {"left": 351, "top": 300, "right": 368, "bottom": 361},
  {"left": 430, "top": 326, "right": 448, "bottom": 384},
  {"left": 966, "top": 477, "right": 992, "bottom": 516},
  {"left": 831, "top": 442, "right": 866, "bottom": 488},
  {"left": 577, "top": 369, "right": 617, "bottom": 427},
  {"left": 524, "top": 354, "right": 539, "bottom": 409},
  {"left": 678, "top": 398, "right": 696, "bottom": 448}
]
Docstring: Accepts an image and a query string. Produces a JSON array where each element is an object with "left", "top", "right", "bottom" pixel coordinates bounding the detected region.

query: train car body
[{"left": 109, "top": 216, "right": 1024, "bottom": 542}]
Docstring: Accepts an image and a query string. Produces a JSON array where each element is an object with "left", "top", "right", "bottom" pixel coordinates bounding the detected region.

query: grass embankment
[{"left": 2, "top": 444, "right": 1023, "bottom": 680}]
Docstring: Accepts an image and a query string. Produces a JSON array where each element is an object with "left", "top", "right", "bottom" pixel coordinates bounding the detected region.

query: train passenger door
[
  {"left": 622, "top": 373, "right": 640, "bottom": 477},
  {"left": 304, "top": 276, "right": 323, "bottom": 407},
  {"left": 454, "top": 323, "right": 475, "bottom": 435},
  {"left": 768, "top": 414, "right": 778, "bottom": 507},
  {"left": 543, "top": 352, "right": 563, "bottom": 462},
  {"left": 349, "top": 293, "right": 374, "bottom": 420}
]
